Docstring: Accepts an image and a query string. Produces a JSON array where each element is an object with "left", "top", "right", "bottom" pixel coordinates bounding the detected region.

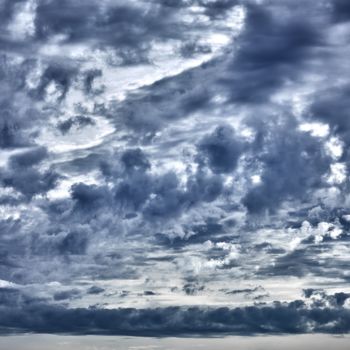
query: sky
[
  {"left": 0, "top": 0, "right": 350, "bottom": 343},
  {"left": 1, "top": 334, "right": 350, "bottom": 350}
]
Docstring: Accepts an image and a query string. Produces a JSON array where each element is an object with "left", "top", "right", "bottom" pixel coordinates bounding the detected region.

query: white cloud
[{"left": 7, "top": 0, "right": 36, "bottom": 40}]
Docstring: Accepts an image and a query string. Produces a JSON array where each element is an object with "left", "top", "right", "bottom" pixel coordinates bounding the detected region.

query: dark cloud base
[{"left": 0, "top": 289, "right": 349, "bottom": 336}]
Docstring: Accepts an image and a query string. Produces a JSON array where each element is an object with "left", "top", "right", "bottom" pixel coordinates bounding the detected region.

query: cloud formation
[
  {"left": 0, "top": 0, "right": 350, "bottom": 337},
  {"left": 0, "top": 288, "right": 349, "bottom": 336}
]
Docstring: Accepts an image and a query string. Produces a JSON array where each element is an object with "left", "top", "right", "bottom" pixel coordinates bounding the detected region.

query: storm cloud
[{"left": 0, "top": 0, "right": 349, "bottom": 339}]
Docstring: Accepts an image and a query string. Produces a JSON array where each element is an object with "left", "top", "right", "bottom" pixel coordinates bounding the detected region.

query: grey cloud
[
  {"left": 183, "top": 282, "right": 205, "bottom": 295},
  {"left": 304, "top": 289, "right": 350, "bottom": 307},
  {"left": 9, "top": 147, "right": 47, "bottom": 168},
  {"left": 332, "top": 0, "right": 350, "bottom": 22},
  {"left": 98, "top": 147, "right": 225, "bottom": 222},
  {"left": 115, "top": 172, "right": 152, "bottom": 212},
  {"left": 0, "top": 292, "right": 349, "bottom": 335},
  {"left": 87, "top": 286, "right": 105, "bottom": 295},
  {"left": 0, "top": 0, "right": 27, "bottom": 29},
  {"left": 225, "top": 286, "right": 265, "bottom": 296},
  {"left": 57, "top": 116, "right": 95, "bottom": 134},
  {"left": 309, "top": 85, "right": 350, "bottom": 146},
  {"left": 143, "top": 291, "right": 157, "bottom": 296},
  {"left": 31, "top": 63, "right": 78, "bottom": 101},
  {"left": 83, "top": 69, "right": 103, "bottom": 95},
  {"left": 71, "top": 183, "right": 112, "bottom": 211},
  {"left": 179, "top": 40, "right": 212, "bottom": 58},
  {"left": 53, "top": 289, "right": 81, "bottom": 302},
  {"left": 201, "top": 0, "right": 240, "bottom": 19},
  {"left": 197, "top": 124, "right": 243, "bottom": 174},
  {"left": 1, "top": 0, "right": 350, "bottom": 338},
  {"left": 109, "top": 64, "right": 220, "bottom": 136},
  {"left": 258, "top": 241, "right": 350, "bottom": 281},
  {"left": 32, "top": 0, "right": 193, "bottom": 65},
  {"left": 0, "top": 56, "right": 41, "bottom": 148},
  {"left": 221, "top": 1, "right": 323, "bottom": 103},
  {"left": 142, "top": 169, "right": 224, "bottom": 221},
  {"left": 242, "top": 116, "right": 332, "bottom": 214},
  {"left": 121, "top": 148, "right": 151, "bottom": 173},
  {"left": 57, "top": 229, "right": 89, "bottom": 256},
  {"left": 155, "top": 221, "right": 224, "bottom": 249},
  {"left": 0, "top": 146, "right": 58, "bottom": 199},
  {"left": 1, "top": 166, "right": 58, "bottom": 200}
]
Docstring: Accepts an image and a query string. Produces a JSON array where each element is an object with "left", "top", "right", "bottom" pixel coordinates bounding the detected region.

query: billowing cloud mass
[{"left": 0, "top": 0, "right": 350, "bottom": 337}]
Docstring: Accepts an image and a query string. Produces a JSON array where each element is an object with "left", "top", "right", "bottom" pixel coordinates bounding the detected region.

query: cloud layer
[{"left": 0, "top": 0, "right": 350, "bottom": 336}]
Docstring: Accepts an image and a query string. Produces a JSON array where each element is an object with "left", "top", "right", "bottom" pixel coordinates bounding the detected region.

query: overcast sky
[
  {"left": 0, "top": 0, "right": 350, "bottom": 342},
  {"left": 1, "top": 334, "right": 350, "bottom": 350}
]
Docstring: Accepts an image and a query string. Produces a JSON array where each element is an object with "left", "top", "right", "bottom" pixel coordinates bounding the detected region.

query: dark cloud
[
  {"left": 114, "top": 172, "right": 152, "bottom": 212},
  {"left": 87, "top": 286, "right": 105, "bottom": 295},
  {"left": 0, "top": 0, "right": 349, "bottom": 339},
  {"left": 9, "top": 147, "right": 48, "bottom": 168},
  {"left": 183, "top": 282, "right": 205, "bottom": 295},
  {"left": 144, "top": 291, "right": 157, "bottom": 296},
  {"left": 31, "top": 63, "right": 78, "bottom": 101},
  {"left": 121, "top": 148, "right": 151, "bottom": 173},
  {"left": 304, "top": 289, "right": 350, "bottom": 307},
  {"left": 179, "top": 40, "right": 212, "bottom": 58},
  {"left": 332, "top": 0, "right": 350, "bottom": 22},
  {"left": 32, "top": 0, "right": 192, "bottom": 65},
  {"left": 0, "top": 287, "right": 50, "bottom": 307},
  {"left": 309, "top": 84, "right": 350, "bottom": 146},
  {"left": 0, "top": 56, "right": 41, "bottom": 148},
  {"left": 221, "top": 1, "right": 322, "bottom": 103},
  {"left": 225, "top": 286, "right": 265, "bottom": 296},
  {"left": 243, "top": 116, "right": 332, "bottom": 214},
  {"left": 0, "top": 122, "right": 22, "bottom": 149},
  {"left": 57, "top": 229, "right": 89, "bottom": 256},
  {"left": 142, "top": 169, "right": 225, "bottom": 221},
  {"left": 197, "top": 124, "right": 243, "bottom": 174},
  {"left": 83, "top": 69, "right": 103, "bottom": 95},
  {"left": 259, "top": 248, "right": 323, "bottom": 278},
  {"left": 99, "top": 147, "right": 225, "bottom": 221},
  {"left": 0, "top": 293, "right": 349, "bottom": 335},
  {"left": 0, "top": 288, "right": 21, "bottom": 306},
  {"left": 53, "top": 289, "right": 81, "bottom": 301},
  {"left": 1, "top": 148, "right": 59, "bottom": 198},
  {"left": 71, "top": 183, "right": 112, "bottom": 211},
  {"left": 109, "top": 65, "right": 219, "bottom": 136},
  {"left": 57, "top": 116, "right": 95, "bottom": 134},
  {"left": 201, "top": 0, "right": 240, "bottom": 19},
  {"left": 142, "top": 172, "right": 187, "bottom": 219},
  {"left": 0, "top": 0, "right": 26, "bottom": 28},
  {"left": 258, "top": 241, "right": 350, "bottom": 281},
  {"left": 155, "top": 221, "right": 224, "bottom": 248},
  {"left": 2, "top": 168, "right": 57, "bottom": 198}
]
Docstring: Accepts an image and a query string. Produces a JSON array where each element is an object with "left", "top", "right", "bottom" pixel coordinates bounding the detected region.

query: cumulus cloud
[
  {"left": 0, "top": 289, "right": 349, "bottom": 336},
  {"left": 0, "top": 0, "right": 350, "bottom": 337},
  {"left": 198, "top": 124, "right": 243, "bottom": 174},
  {"left": 242, "top": 116, "right": 332, "bottom": 214}
]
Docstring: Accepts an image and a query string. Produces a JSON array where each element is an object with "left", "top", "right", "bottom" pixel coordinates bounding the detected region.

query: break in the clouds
[{"left": 0, "top": 0, "right": 350, "bottom": 338}]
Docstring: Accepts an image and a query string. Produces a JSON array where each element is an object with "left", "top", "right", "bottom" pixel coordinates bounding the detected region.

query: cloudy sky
[{"left": 0, "top": 0, "right": 350, "bottom": 343}]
